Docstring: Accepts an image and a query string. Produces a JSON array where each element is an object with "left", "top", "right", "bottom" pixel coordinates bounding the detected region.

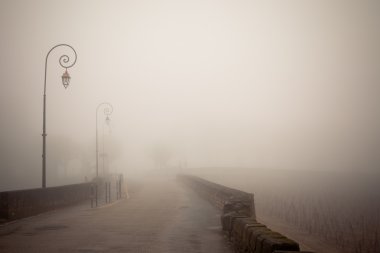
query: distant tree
[{"left": 149, "top": 144, "right": 172, "bottom": 169}]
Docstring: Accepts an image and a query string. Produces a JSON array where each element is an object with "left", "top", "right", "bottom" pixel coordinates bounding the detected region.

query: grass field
[{"left": 194, "top": 168, "right": 380, "bottom": 253}]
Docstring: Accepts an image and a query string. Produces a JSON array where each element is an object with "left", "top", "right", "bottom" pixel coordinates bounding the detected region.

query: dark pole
[
  {"left": 102, "top": 123, "right": 105, "bottom": 175},
  {"left": 96, "top": 102, "right": 113, "bottom": 177},
  {"left": 42, "top": 44, "right": 77, "bottom": 188}
]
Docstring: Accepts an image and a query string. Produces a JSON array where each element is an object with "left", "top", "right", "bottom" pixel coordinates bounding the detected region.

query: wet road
[{"left": 0, "top": 177, "right": 233, "bottom": 253}]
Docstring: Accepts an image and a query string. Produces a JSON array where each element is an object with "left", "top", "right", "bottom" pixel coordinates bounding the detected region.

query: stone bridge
[{"left": 0, "top": 175, "right": 317, "bottom": 253}]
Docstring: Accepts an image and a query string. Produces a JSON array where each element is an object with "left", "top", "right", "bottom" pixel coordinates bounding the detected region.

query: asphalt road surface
[{"left": 0, "top": 177, "right": 233, "bottom": 253}]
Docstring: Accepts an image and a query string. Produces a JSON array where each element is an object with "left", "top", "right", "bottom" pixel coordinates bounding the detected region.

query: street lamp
[
  {"left": 96, "top": 102, "right": 113, "bottom": 177},
  {"left": 42, "top": 44, "right": 77, "bottom": 188}
]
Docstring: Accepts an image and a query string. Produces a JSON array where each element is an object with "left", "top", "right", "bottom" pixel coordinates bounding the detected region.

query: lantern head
[
  {"left": 62, "top": 69, "right": 71, "bottom": 89},
  {"left": 105, "top": 116, "right": 111, "bottom": 125}
]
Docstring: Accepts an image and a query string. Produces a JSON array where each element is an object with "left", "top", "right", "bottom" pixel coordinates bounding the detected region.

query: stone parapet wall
[
  {"left": 0, "top": 183, "right": 92, "bottom": 221},
  {"left": 178, "top": 174, "right": 314, "bottom": 253},
  {"left": 178, "top": 174, "right": 255, "bottom": 217}
]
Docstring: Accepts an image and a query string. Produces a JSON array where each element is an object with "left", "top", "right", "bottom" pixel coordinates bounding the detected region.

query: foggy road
[
  {"left": 0, "top": 177, "right": 232, "bottom": 253},
  {"left": 1, "top": 1, "right": 379, "bottom": 253}
]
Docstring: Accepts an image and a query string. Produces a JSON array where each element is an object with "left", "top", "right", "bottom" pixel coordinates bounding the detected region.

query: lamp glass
[{"left": 62, "top": 70, "right": 71, "bottom": 89}]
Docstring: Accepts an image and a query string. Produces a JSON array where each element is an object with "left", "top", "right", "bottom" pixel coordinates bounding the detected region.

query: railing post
[
  {"left": 105, "top": 182, "right": 108, "bottom": 203},
  {"left": 108, "top": 182, "right": 111, "bottom": 203},
  {"left": 104, "top": 182, "right": 111, "bottom": 203},
  {"left": 116, "top": 181, "right": 119, "bottom": 200},
  {"left": 119, "top": 178, "right": 122, "bottom": 199},
  {"left": 95, "top": 184, "right": 98, "bottom": 207},
  {"left": 91, "top": 184, "right": 94, "bottom": 208}
]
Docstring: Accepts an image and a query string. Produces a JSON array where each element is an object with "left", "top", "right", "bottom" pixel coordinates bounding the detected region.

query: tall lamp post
[
  {"left": 96, "top": 102, "right": 113, "bottom": 177},
  {"left": 42, "top": 44, "right": 77, "bottom": 188}
]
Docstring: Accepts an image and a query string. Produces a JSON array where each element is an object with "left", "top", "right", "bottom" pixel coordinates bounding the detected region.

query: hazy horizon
[{"left": 1, "top": 0, "right": 379, "bottom": 190}]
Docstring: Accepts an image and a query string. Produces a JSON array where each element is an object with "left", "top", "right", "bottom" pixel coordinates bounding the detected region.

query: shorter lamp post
[
  {"left": 101, "top": 118, "right": 111, "bottom": 175},
  {"left": 96, "top": 102, "right": 113, "bottom": 177}
]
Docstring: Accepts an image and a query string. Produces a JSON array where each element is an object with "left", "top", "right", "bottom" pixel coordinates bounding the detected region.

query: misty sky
[{"left": 1, "top": 0, "right": 379, "bottom": 190}]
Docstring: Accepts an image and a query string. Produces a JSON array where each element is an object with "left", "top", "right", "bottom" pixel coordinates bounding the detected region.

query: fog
[{"left": 1, "top": 0, "right": 380, "bottom": 191}]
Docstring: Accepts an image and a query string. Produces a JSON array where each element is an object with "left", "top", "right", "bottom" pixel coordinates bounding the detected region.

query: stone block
[
  {"left": 256, "top": 231, "right": 299, "bottom": 253},
  {"left": 248, "top": 227, "right": 273, "bottom": 252},
  {"left": 221, "top": 212, "right": 248, "bottom": 232},
  {"left": 241, "top": 222, "right": 266, "bottom": 252},
  {"left": 232, "top": 218, "right": 264, "bottom": 253},
  {"left": 274, "top": 251, "right": 314, "bottom": 253}
]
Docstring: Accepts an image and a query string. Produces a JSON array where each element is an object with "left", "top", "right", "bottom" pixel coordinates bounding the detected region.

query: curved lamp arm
[{"left": 44, "top": 44, "right": 77, "bottom": 93}]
